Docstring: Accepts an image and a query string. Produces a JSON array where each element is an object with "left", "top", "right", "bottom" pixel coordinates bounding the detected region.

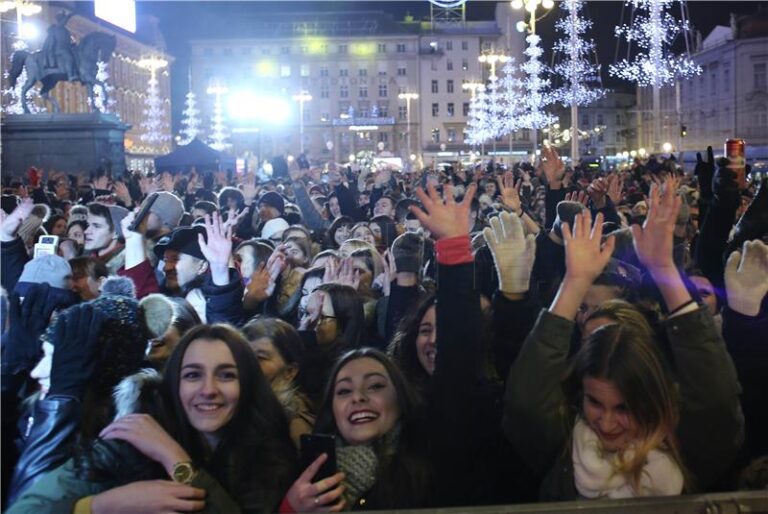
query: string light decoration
[
  {"left": 609, "top": 0, "right": 701, "bottom": 87},
  {"left": 465, "top": 85, "right": 489, "bottom": 145},
  {"left": 138, "top": 56, "right": 170, "bottom": 153},
  {"left": 179, "top": 91, "right": 201, "bottom": 145},
  {"left": 552, "top": 0, "right": 606, "bottom": 106},
  {"left": 1, "top": 38, "right": 42, "bottom": 113},
  {"left": 207, "top": 79, "right": 230, "bottom": 151},
  {"left": 499, "top": 58, "right": 525, "bottom": 134},
  {"left": 93, "top": 61, "right": 116, "bottom": 114},
  {"left": 484, "top": 76, "right": 507, "bottom": 139},
  {"left": 519, "top": 33, "right": 557, "bottom": 129}
]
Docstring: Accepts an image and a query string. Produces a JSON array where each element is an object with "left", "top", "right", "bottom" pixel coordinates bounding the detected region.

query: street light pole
[
  {"left": 398, "top": 92, "right": 419, "bottom": 158},
  {"left": 292, "top": 91, "right": 312, "bottom": 154}
]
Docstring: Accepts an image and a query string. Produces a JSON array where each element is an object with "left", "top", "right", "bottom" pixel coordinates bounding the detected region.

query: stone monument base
[{"left": 1, "top": 112, "right": 129, "bottom": 178}]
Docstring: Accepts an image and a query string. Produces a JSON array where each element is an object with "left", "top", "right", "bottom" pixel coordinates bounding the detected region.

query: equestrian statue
[{"left": 8, "top": 11, "right": 117, "bottom": 114}]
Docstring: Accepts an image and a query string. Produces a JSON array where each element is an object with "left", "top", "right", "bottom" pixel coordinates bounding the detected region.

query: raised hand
[
  {"left": 113, "top": 181, "right": 133, "bottom": 207},
  {"left": 284, "top": 454, "right": 346, "bottom": 513},
  {"left": 724, "top": 240, "right": 768, "bottom": 316},
  {"left": 562, "top": 210, "right": 615, "bottom": 283},
  {"left": 93, "top": 175, "right": 110, "bottom": 190},
  {"left": 0, "top": 197, "right": 33, "bottom": 242},
  {"left": 410, "top": 183, "right": 477, "bottom": 240},
  {"left": 222, "top": 207, "right": 249, "bottom": 232},
  {"left": 374, "top": 250, "right": 397, "bottom": 297},
  {"left": 497, "top": 171, "right": 522, "bottom": 215},
  {"left": 244, "top": 262, "right": 272, "bottom": 304},
  {"left": 100, "top": 413, "right": 191, "bottom": 476},
  {"left": 549, "top": 210, "right": 615, "bottom": 320},
  {"left": 606, "top": 174, "right": 624, "bottom": 205},
  {"left": 483, "top": 211, "right": 536, "bottom": 294},
  {"left": 323, "top": 257, "right": 360, "bottom": 290},
  {"left": 90, "top": 480, "right": 206, "bottom": 514},
  {"left": 564, "top": 189, "right": 589, "bottom": 207},
  {"left": 630, "top": 177, "right": 681, "bottom": 273},
  {"left": 587, "top": 177, "right": 608, "bottom": 209},
  {"left": 198, "top": 212, "right": 233, "bottom": 286},
  {"left": 241, "top": 182, "right": 258, "bottom": 206},
  {"left": 539, "top": 146, "right": 566, "bottom": 189}
]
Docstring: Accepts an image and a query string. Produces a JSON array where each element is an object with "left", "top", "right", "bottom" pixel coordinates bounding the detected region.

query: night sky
[{"left": 135, "top": 0, "right": 768, "bottom": 131}]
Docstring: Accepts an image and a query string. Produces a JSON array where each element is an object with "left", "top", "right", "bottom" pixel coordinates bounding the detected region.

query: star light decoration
[
  {"left": 93, "top": 61, "right": 116, "bottom": 114},
  {"left": 518, "top": 33, "right": 557, "bottom": 129},
  {"left": 465, "top": 85, "right": 489, "bottom": 145},
  {"left": 609, "top": 0, "right": 701, "bottom": 87},
  {"left": 499, "top": 58, "right": 525, "bottom": 134},
  {"left": 552, "top": 0, "right": 606, "bottom": 106},
  {"left": 179, "top": 91, "right": 201, "bottom": 145},
  {"left": 138, "top": 56, "right": 171, "bottom": 152},
  {"left": 207, "top": 79, "right": 230, "bottom": 151}
]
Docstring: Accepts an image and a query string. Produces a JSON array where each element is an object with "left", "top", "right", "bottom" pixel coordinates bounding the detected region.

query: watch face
[{"left": 173, "top": 462, "right": 194, "bottom": 484}]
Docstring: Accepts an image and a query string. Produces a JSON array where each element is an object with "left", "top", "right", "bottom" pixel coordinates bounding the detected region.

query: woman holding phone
[{"left": 282, "top": 183, "right": 497, "bottom": 511}]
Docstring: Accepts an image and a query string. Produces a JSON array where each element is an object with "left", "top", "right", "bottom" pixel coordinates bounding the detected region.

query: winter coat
[
  {"left": 503, "top": 306, "right": 744, "bottom": 500},
  {"left": 7, "top": 370, "right": 242, "bottom": 514},
  {"left": 1, "top": 238, "right": 29, "bottom": 294}
]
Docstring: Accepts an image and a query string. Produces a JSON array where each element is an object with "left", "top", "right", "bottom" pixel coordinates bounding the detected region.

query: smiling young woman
[{"left": 7, "top": 325, "right": 298, "bottom": 514}]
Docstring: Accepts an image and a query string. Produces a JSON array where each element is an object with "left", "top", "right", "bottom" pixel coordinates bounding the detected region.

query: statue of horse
[{"left": 8, "top": 31, "right": 117, "bottom": 114}]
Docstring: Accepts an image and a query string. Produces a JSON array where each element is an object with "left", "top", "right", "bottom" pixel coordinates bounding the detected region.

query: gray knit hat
[
  {"left": 552, "top": 201, "right": 586, "bottom": 239},
  {"left": 392, "top": 232, "right": 424, "bottom": 273},
  {"left": 149, "top": 191, "right": 184, "bottom": 230},
  {"left": 15, "top": 255, "right": 72, "bottom": 295}
]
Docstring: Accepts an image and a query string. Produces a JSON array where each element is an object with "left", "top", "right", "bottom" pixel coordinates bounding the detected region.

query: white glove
[
  {"left": 483, "top": 211, "right": 536, "bottom": 294},
  {"left": 725, "top": 240, "right": 768, "bottom": 316}
]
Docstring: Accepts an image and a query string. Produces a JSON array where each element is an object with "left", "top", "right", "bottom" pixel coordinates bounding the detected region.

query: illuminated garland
[
  {"left": 552, "top": 0, "right": 606, "bottom": 106},
  {"left": 519, "top": 34, "right": 557, "bottom": 129},
  {"left": 499, "top": 59, "right": 524, "bottom": 134},
  {"left": 609, "top": 0, "right": 701, "bottom": 87},
  {"left": 179, "top": 91, "right": 201, "bottom": 145},
  {"left": 209, "top": 91, "right": 230, "bottom": 151},
  {"left": 93, "top": 61, "right": 116, "bottom": 114},
  {"left": 140, "top": 74, "right": 170, "bottom": 151}
]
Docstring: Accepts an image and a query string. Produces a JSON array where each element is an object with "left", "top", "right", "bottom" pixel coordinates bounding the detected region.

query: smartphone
[
  {"left": 128, "top": 192, "right": 159, "bottom": 233},
  {"left": 300, "top": 434, "right": 337, "bottom": 481},
  {"left": 34, "top": 235, "right": 59, "bottom": 259}
]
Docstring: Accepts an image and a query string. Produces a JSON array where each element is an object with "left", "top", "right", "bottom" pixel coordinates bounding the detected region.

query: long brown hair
[{"left": 566, "top": 321, "right": 690, "bottom": 492}]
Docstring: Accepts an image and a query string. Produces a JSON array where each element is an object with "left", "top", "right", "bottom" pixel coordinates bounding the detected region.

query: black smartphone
[
  {"left": 128, "top": 192, "right": 159, "bottom": 233},
  {"left": 300, "top": 434, "right": 337, "bottom": 481}
]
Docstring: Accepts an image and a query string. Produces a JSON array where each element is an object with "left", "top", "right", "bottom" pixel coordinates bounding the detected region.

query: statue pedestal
[{"left": 1, "top": 112, "right": 130, "bottom": 178}]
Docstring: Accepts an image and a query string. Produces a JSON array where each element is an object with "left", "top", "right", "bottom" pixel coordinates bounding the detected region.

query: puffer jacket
[{"left": 503, "top": 306, "right": 744, "bottom": 500}]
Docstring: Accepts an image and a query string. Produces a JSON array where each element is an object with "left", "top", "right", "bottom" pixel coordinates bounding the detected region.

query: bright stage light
[{"left": 227, "top": 91, "right": 291, "bottom": 123}]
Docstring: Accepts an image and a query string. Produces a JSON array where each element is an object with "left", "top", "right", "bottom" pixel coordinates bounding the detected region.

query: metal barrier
[{"left": 371, "top": 491, "right": 768, "bottom": 514}]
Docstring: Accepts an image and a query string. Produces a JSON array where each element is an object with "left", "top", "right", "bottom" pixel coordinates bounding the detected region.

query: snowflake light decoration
[
  {"left": 140, "top": 74, "right": 170, "bottom": 149},
  {"left": 552, "top": 0, "right": 606, "bottom": 106},
  {"left": 179, "top": 91, "right": 201, "bottom": 145},
  {"left": 609, "top": 0, "right": 701, "bottom": 87},
  {"left": 519, "top": 33, "right": 557, "bottom": 129}
]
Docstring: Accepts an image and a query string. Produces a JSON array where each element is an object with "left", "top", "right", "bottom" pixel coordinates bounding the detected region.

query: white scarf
[{"left": 572, "top": 418, "right": 684, "bottom": 499}]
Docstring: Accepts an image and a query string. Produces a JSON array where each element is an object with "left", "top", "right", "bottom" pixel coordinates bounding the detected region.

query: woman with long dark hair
[{"left": 9, "top": 324, "right": 297, "bottom": 513}]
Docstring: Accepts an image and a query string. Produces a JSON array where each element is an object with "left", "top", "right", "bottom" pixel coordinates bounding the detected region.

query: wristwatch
[{"left": 172, "top": 461, "right": 197, "bottom": 485}]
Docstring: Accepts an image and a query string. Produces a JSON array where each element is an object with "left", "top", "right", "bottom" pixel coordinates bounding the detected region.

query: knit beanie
[
  {"left": 17, "top": 204, "right": 50, "bottom": 244},
  {"left": 15, "top": 255, "right": 72, "bottom": 295},
  {"left": 258, "top": 191, "right": 285, "bottom": 215},
  {"left": 261, "top": 217, "right": 289, "bottom": 240},
  {"left": 391, "top": 232, "right": 424, "bottom": 273},
  {"left": 107, "top": 205, "right": 130, "bottom": 239},
  {"left": 69, "top": 205, "right": 89, "bottom": 223},
  {"left": 552, "top": 201, "right": 586, "bottom": 239},
  {"left": 149, "top": 191, "right": 184, "bottom": 230},
  {"left": 138, "top": 293, "right": 176, "bottom": 339},
  {"left": 100, "top": 276, "right": 137, "bottom": 298}
]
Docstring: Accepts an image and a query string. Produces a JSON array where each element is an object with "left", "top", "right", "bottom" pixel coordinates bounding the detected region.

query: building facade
[
  {"left": 1, "top": 2, "right": 173, "bottom": 171},
  {"left": 636, "top": 12, "right": 768, "bottom": 153},
  {"left": 188, "top": 8, "right": 531, "bottom": 164}
]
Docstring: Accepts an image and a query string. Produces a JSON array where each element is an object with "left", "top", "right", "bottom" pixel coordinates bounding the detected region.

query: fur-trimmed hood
[{"left": 112, "top": 368, "right": 163, "bottom": 420}]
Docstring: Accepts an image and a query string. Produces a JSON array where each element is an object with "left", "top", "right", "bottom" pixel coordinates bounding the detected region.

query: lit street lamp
[
  {"left": 398, "top": 92, "right": 419, "bottom": 158},
  {"left": 292, "top": 91, "right": 312, "bottom": 154}
]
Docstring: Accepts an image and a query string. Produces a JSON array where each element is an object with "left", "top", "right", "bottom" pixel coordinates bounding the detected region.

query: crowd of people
[{"left": 0, "top": 145, "right": 766, "bottom": 513}]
